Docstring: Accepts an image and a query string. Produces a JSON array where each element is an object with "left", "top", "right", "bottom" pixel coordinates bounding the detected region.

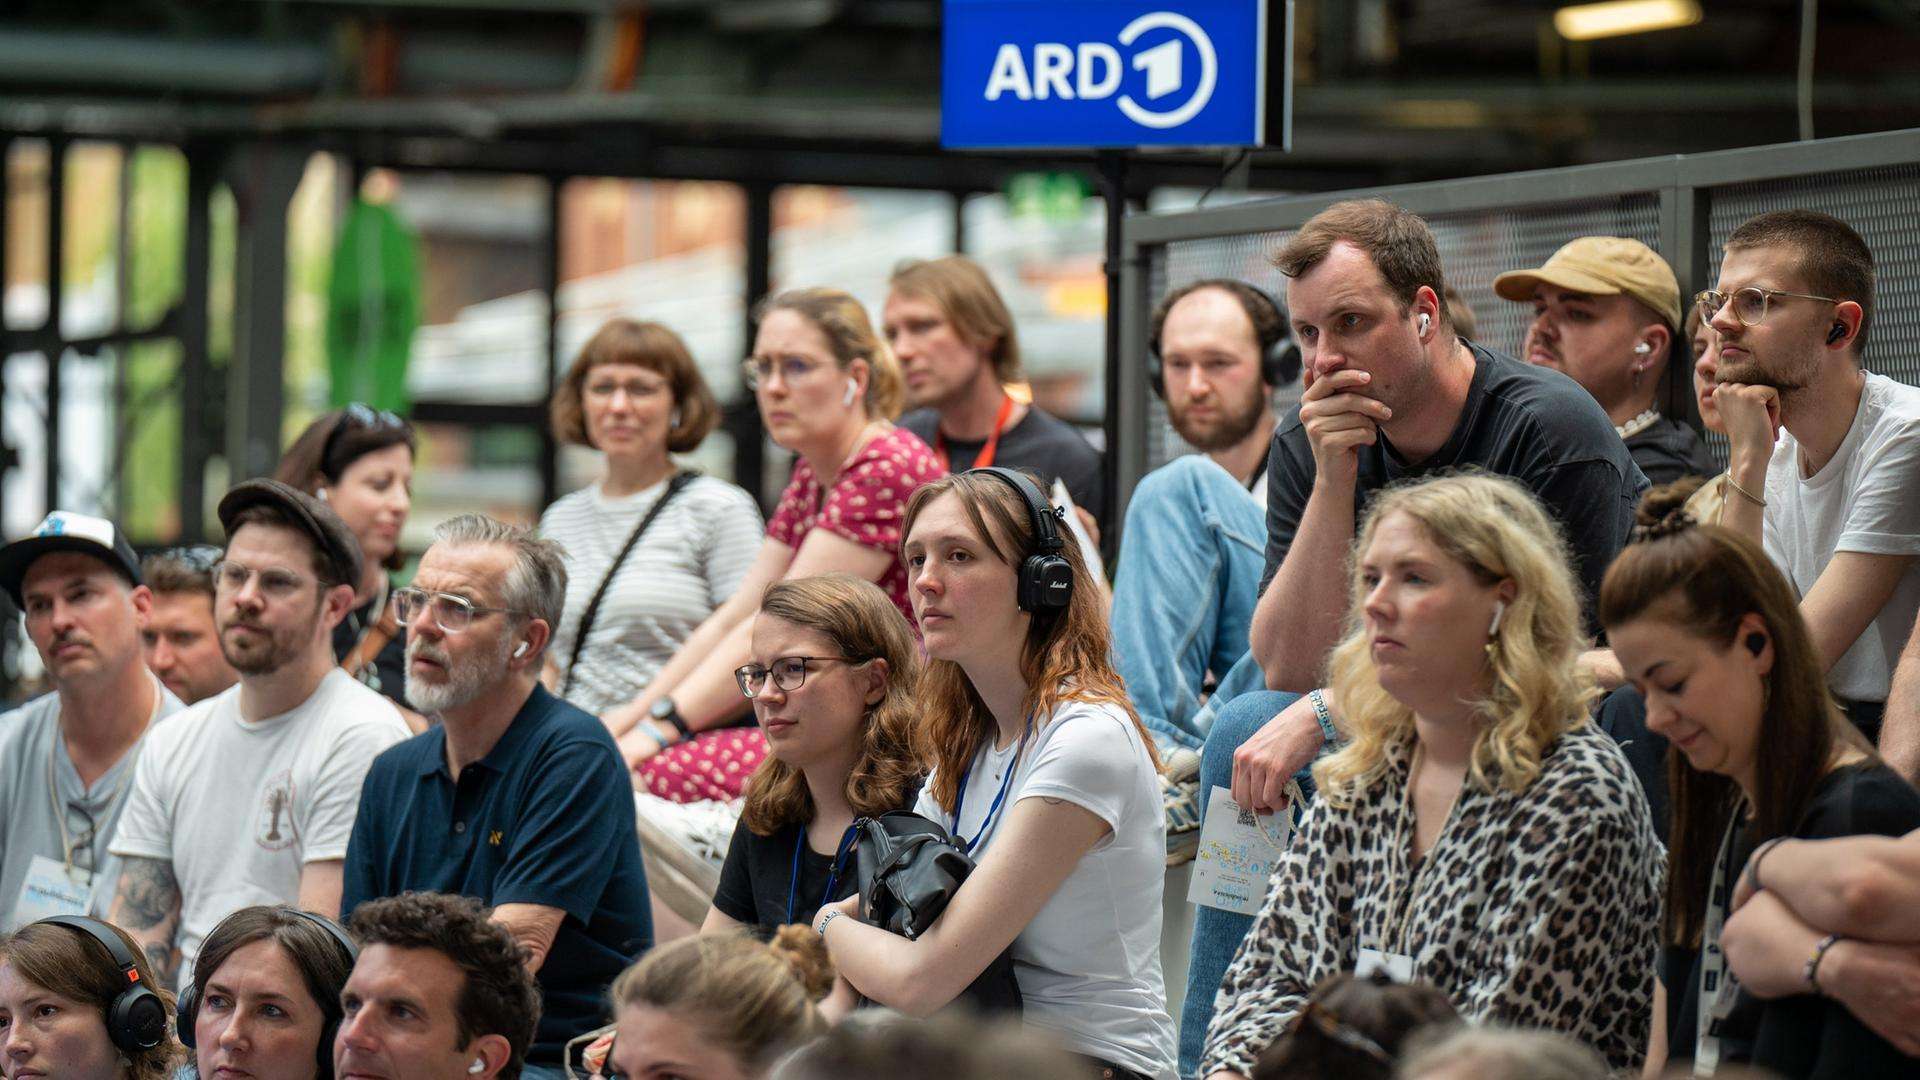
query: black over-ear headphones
[
  {"left": 33, "top": 915, "right": 171, "bottom": 1055},
  {"left": 176, "top": 907, "right": 359, "bottom": 1072},
  {"left": 1148, "top": 279, "right": 1301, "bottom": 397},
  {"left": 969, "top": 467, "right": 1074, "bottom": 613}
]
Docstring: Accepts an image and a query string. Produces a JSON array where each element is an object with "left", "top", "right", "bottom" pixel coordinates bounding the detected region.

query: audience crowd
[{"left": 4, "top": 205, "right": 1919, "bottom": 1080}]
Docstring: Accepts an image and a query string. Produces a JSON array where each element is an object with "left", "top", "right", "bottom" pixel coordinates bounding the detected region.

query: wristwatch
[{"left": 650, "top": 697, "right": 692, "bottom": 740}]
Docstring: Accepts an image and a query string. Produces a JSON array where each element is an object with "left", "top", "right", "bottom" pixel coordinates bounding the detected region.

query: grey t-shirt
[
  {"left": 0, "top": 681, "right": 183, "bottom": 930},
  {"left": 901, "top": 405, "right": 1108, "bottom": 528}
]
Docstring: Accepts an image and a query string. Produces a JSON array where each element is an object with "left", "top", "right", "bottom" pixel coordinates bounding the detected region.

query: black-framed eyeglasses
[
  {"left": 734, "top": 655, "right": 857, "bottom": 698},
  {"left": 1694, "top": 286, "right": 1839, "bottom": 328},
  {"left": 212, "top": 560, "right": 316, "bottom": 600},
  {"left": 1288, "top": 1000, "right": 1393, "bottom": 1066},
  {"left": 155, "top": 544, "right": 223, "bottom": 573},
  {"left": 392, "top": 587, "right": 523, "bottom": 633}
]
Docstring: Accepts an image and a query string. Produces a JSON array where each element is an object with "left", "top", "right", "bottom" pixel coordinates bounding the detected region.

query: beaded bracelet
[{"left": 1308, "top": 689, "right": 1342, "bottom": 747}]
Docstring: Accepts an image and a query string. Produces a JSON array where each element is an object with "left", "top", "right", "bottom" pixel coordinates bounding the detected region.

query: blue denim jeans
[
  {"left": 1111, "top": 455, "right": 1270, "bottom": 752},
  {"left": 520, "top": 1062, "right": 569, "bottom": 1080},
  {"left": 1178, "top": 688, "right": 1309, "bottom": 1078}
]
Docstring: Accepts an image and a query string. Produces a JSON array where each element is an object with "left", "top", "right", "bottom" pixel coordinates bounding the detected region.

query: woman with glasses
[
  {"left": 539, "top": 319, "right": 763, "bottom": 722},
  {"left": 610, "top": 288, "right": 941, "bottom": 805},
  {"left": 275, "top": 404, "right": 418, "bottom": 712},
  {"left": 1200, "top": 474, "right": 1662, "bottom": 1080},
  {"left": 1602, "top": 487, "right": 1920, "bottom": 1079},
  {"left": 701, "top": 576, "right": 922, "bottom": 966}
]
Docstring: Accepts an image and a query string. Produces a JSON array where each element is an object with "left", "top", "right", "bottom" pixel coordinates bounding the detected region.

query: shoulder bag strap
[{"left": 561, "top": 471, "right": 699, "bottom": 697}]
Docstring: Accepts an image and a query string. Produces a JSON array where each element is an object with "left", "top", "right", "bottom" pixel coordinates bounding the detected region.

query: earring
[{"left": 669, "top": 408, "right": 682, "bottom": 427}]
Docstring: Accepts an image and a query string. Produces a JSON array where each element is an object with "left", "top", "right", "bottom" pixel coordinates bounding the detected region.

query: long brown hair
[
  {"left": 903, "top": 471, "right": 1159, "bottom": 815},
  {"left": 1598, "top": 481, "right": 1871, "bottom": 947},
  {"left": 740, "top": 575, "right": 926, "bottom": 836},
  {"left": 0, "top": 921, "right": 183, "bottom": 1080},
  {"left": 274, "top": 408, "right": 417, "bottom": 573}
]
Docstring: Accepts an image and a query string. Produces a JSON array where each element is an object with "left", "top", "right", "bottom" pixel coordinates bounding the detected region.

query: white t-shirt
[
  {"left": 108, "top": 670, "right": 409, "bottom": 987},
  {"left": 1764, "top": 372, "right": 1920, "bottom": 702},
  {"left": 916, "top": 700, "right": 1177, "bottom": 1079},
  {"left": 538, "top": 474, "right": 762, "bottom": 714}
]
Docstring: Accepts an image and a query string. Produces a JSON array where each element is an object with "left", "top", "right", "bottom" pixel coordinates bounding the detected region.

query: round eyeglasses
[
  {"left": 392, "top": 587, "right": 524, "bottom": 633},
  {"left": 1694, "top": 286, "right": 1839, "bottom": 328},
  {"left": 734, "top": 656, "right": 857, "bottom": 698}
]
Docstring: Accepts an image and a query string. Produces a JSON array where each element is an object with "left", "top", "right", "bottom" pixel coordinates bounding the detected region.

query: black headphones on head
[
  {"left": 1148, "top": 278, "right": 1301, "bottom": 397},
  {"left": 968, "top": 467, "right": 1074, "bottom": 614},
  {"left": 33, "top": 915, "right": 171, "bottom": 1055},
  {"left": 176, "top": 907, "right": 359, "bottom": 1073}
]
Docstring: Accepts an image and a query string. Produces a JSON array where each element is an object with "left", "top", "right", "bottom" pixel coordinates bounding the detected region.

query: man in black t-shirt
[
  {"left": 1495, "top": 236, "right": 1717, "bottom": 486},
  {"left": 1176, "top": 200, "right": 1647, "bottom": 1074},
  {"left": 884, "top": 255, "right": 1106, "bottom": 528}
]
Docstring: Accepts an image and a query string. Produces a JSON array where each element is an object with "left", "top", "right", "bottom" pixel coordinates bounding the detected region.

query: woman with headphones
[
  {"left": 0, "top": 915, "right": 182, "bottom": 1079},
  {"left": 811, "top": 469, "right": 1178, "bottom": 1080},
  {"left": 177, "top": 906, "right": 357, "bottom": 1080}
]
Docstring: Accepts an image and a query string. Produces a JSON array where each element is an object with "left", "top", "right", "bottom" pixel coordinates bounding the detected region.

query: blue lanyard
[
  {"left": 785, "top": 823, "right": 861, "bottom": 927},
  {"left": 951, "top": 728, "right": 1028, "bottom": 856}
]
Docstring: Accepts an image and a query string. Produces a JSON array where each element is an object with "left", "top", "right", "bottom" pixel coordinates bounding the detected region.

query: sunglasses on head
[
  {"left": 321, "top": 403, "right": 409, "bottom": 473},
  {"left": 155, "top": 544, "right": 223, "bottom": 573}
]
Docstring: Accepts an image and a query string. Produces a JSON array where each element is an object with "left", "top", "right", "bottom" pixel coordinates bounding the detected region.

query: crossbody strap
[{"left": 561, "top": 471, "right": 698, "bottom": 697}]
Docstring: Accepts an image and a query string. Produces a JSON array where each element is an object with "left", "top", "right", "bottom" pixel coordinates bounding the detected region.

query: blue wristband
[{"left": 1308, "top": 689, "right": 1341, "bottom": 747}]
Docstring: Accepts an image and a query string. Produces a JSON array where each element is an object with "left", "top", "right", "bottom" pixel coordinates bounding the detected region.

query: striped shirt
[{"left": 539, "top": 474, "right": 764, "bottom": 715}]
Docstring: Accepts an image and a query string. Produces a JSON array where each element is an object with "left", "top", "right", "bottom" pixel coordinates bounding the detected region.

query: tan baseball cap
[{"left": 1493, "top": 236, "right": 1682, "bottom": 329}]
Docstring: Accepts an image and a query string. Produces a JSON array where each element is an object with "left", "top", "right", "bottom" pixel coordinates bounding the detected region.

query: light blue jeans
[
  {"left": 1178, "top": 688, "right": 1309, "bottom": 1078},
  {"left": 520, "top": 1063, "right": 569, "bottom": 1080},
  {"left": 1111, "top": 455, "right": 1271, "bottom": 752}
]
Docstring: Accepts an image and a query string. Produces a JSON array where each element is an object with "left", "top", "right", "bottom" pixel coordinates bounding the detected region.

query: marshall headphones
[
  {"left": 1148, "top": 278, "right": 1302, "bottom": 397},
  {"left": 32, "top": 915, "right": 171, "bottom": 1055},
  {"left": 968, "top": 467, "right": 1074, "bottom": 614},
  {"left": 175, "top": 907, "right": 359, "bottom": 1071}
]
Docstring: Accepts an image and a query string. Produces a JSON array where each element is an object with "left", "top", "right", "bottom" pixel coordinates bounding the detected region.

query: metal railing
[{"left": 1114, "top": 127, "right": 1920, "bottom": 525}]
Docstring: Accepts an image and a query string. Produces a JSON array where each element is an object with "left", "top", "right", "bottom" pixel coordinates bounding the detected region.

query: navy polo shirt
[{"left": 341, "top": 685, "right": 652, "bottom": 1066}]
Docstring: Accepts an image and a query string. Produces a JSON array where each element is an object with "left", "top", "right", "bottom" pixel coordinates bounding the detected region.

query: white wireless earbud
[
  {"left": 1488, "top": 601, "right": 1506, "bottom": 637},
  {"left": 1633, "top": 342, "right": 1653, "bottom": 355},
  {"left": 1417, "top": 313, "right": 1431, "bottom": 334},
  {"left": 512, "top": 642, "right": 529, "bottom": 659},
  {"left": 843, "top": 379, "right": 859, "bottom": 406},
  {"left": 316, "top": 488, "right": 330, "bottom": 503},
  {"left": 468, "top": 1060, "right": 486, "bottom": 1076}
]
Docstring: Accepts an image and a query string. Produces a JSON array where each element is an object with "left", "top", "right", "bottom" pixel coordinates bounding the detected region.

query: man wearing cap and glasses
[
  {"left": 0, "top": 511, "right": 186, "bottom": 931},
  {"left": 341, "top": 514, "right": 651, "bottom": 1080},
  {"left": 106, "top": 479, "right": 410, "bottom": 988},
  {"left": 139, "top": 545, "right": 239, "bottom": 705},
  {"left": 1495, "top": 235, "right": 1717, "bottom": 486}
]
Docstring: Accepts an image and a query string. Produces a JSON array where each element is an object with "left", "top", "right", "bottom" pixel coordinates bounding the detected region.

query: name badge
[
  {"left": 1187, "top": 785, "right": 1294, "bottom": 916},
  {"left": 13, "top": 855, "right": 92, "bottom": 925},
  {"left": 1356, "top": 947, "right": 1416, "bottom": 983}
]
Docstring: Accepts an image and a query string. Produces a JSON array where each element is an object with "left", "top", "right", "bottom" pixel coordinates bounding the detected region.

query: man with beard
[
  {"left": 107, "top": 479, "right": 409, "bottom": 988},
  {"left": 341, "top": 515, "right": 650, "bottom": 1080},
  {"left": 138, "top": 545, "right": 240, "bottom": 705},
  {"left": 1110, "top": 279, "right": 1299, "bottom": 755},
  {"left": 0, "top": 512, "right": 183, "bottom": 929},
  {"left": 885, "top": 255, "right": 1107, "bottom": 529},
  {"left": 1495, "top": 236, "right": 1716, "bottom": 485},
  {"left": 1706, "top": 210, "right": 1920, "bottom": 743}
]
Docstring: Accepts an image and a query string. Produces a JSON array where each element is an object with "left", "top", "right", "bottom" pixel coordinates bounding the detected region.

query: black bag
[{"left": 854, "top": 811, "right": 1022, "bottom": 1015}]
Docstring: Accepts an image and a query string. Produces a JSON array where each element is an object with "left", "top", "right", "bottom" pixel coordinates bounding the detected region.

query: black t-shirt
[
  {"left": 714, "top": 780, "right": 922, "bottom": 932},
  {"left": 901, "top": 405, "right": 1107, "bottom": 528},
  {"left": 332, "top": 594, "right": 408, "bottom": 706},
  {"left": 1661, "top": 762, "right": 1920, "bottom": 1079},
  {"left": 1262, "top": 343, "right": 1647, "bottom": 626},
  {"left": 1627, "top": 415, "right": 1718, "bottom": 487}
]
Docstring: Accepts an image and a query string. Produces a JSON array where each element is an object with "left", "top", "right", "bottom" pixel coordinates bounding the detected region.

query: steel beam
[{"left": 224, "top": 143, "right": 308, "bottom": 483}]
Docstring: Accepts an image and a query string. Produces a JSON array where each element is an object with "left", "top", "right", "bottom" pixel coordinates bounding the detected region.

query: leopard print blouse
[{"left": 1200, "top": 723, "right": 1664, "bottom": 1077}]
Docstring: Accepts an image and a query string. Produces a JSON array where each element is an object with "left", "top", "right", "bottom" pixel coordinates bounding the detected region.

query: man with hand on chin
[
  {"left": 1174, "top": 199, "right": 1644, "bottom": 1075},
  {"left": 342, "top": 515, "right": 651, "bottom": 1080}
]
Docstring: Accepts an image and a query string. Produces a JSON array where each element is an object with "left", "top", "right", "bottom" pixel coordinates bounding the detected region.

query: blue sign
[{"left": 942, "top": 1, "right": 1284, "bottom": 149}]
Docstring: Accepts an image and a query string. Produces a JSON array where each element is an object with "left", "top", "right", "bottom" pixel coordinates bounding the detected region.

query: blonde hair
[
  {"left": 610, "top": 927, "right": 832, "bottom": 1070},
  {"left": 888, "top": 255, "right": 1024, "bottom": 382},
  {"left": 1314, "top": 473, "right": 1594, "bottom": 806},
  {"left": 741, "top": 575, "right": 926, "bottom": 836},
  {"left": 902, "top": 471, "right": 1160, "bottom": 814},
  {"left": 758, "top": 288, "right": 906, "bottom": 420}
]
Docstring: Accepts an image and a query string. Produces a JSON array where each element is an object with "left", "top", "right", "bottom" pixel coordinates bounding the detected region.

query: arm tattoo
[{"left": 110, "top": 856, "right": 183, "bottom": 984}]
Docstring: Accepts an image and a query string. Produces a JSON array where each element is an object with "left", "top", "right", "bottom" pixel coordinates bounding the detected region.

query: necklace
[{"left": 1616, "top": 407, "right": 1661, "bottom": 440}]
